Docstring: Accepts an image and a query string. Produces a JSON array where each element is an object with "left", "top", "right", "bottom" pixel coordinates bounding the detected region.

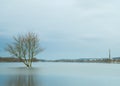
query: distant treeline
[
  {"left": 1, "top": 57, "right": 120, "bottom": 63},
  {"left": 0, "top": 57, "right": 40, "bottom": 62},
  {"left": 50, "top": 57, "right": 120, "bottom": 63}
]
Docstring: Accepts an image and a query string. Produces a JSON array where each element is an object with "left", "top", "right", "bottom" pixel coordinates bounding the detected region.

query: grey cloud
[{"left": 1, "top": 0, "right": 120, "bottom": 58}]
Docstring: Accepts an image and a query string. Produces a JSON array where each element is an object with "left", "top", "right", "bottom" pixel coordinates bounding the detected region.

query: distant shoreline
[
  {"left": 1, "top": 57, "right": 120, "bottom": 63},
  {"left": 0, "top": 57, "right": 40, "bottom": 62}
]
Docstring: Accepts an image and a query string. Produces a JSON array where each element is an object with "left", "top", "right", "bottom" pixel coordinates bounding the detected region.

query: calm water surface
[{"left": 0, "top": 62, "right": 120, "bottom": 86}]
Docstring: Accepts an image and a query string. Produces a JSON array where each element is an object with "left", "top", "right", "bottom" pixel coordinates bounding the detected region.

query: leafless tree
[{"left": 5, "top": 32, "right": 43, "bottom": 67}]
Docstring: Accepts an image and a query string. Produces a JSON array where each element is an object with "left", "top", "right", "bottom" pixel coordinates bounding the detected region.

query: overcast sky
[{"left": 0, "top": 0, "right": 120, "bottom": 59}]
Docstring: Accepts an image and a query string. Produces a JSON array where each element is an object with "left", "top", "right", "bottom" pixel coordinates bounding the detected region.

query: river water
[{"left": 0, "top": 62, "right": 120, "bottom": 86}]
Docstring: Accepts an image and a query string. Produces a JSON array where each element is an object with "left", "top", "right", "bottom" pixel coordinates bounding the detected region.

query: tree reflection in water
[{"left": 6, "top": 68, "right": 41, "bottom": 86}]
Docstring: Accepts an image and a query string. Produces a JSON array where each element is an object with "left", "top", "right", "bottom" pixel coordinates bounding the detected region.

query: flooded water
[{"left": 0, "top": 62, "right": 120, "bottom": 86}]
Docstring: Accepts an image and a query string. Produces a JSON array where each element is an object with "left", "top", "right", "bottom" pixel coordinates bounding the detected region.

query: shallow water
[{"left": 0, "top": 62, "right": 120, "bottom": 86}]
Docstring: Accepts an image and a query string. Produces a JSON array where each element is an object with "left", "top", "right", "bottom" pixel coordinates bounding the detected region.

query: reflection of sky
[
  {"left": 0, "top": 75, "right": 8, "bottom": 86},
  {"left": 1, "top": 0, "right": 120, "bottom": 59}
]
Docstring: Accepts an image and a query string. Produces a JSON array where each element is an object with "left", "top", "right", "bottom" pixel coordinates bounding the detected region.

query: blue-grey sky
[{"left": 0, "top": 0, "right": 120, "bottom": 59}]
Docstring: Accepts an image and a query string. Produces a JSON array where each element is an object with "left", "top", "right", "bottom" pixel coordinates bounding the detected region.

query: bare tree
[{"left": 5, "top": 32, "right": 43, "bottom": 68}]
